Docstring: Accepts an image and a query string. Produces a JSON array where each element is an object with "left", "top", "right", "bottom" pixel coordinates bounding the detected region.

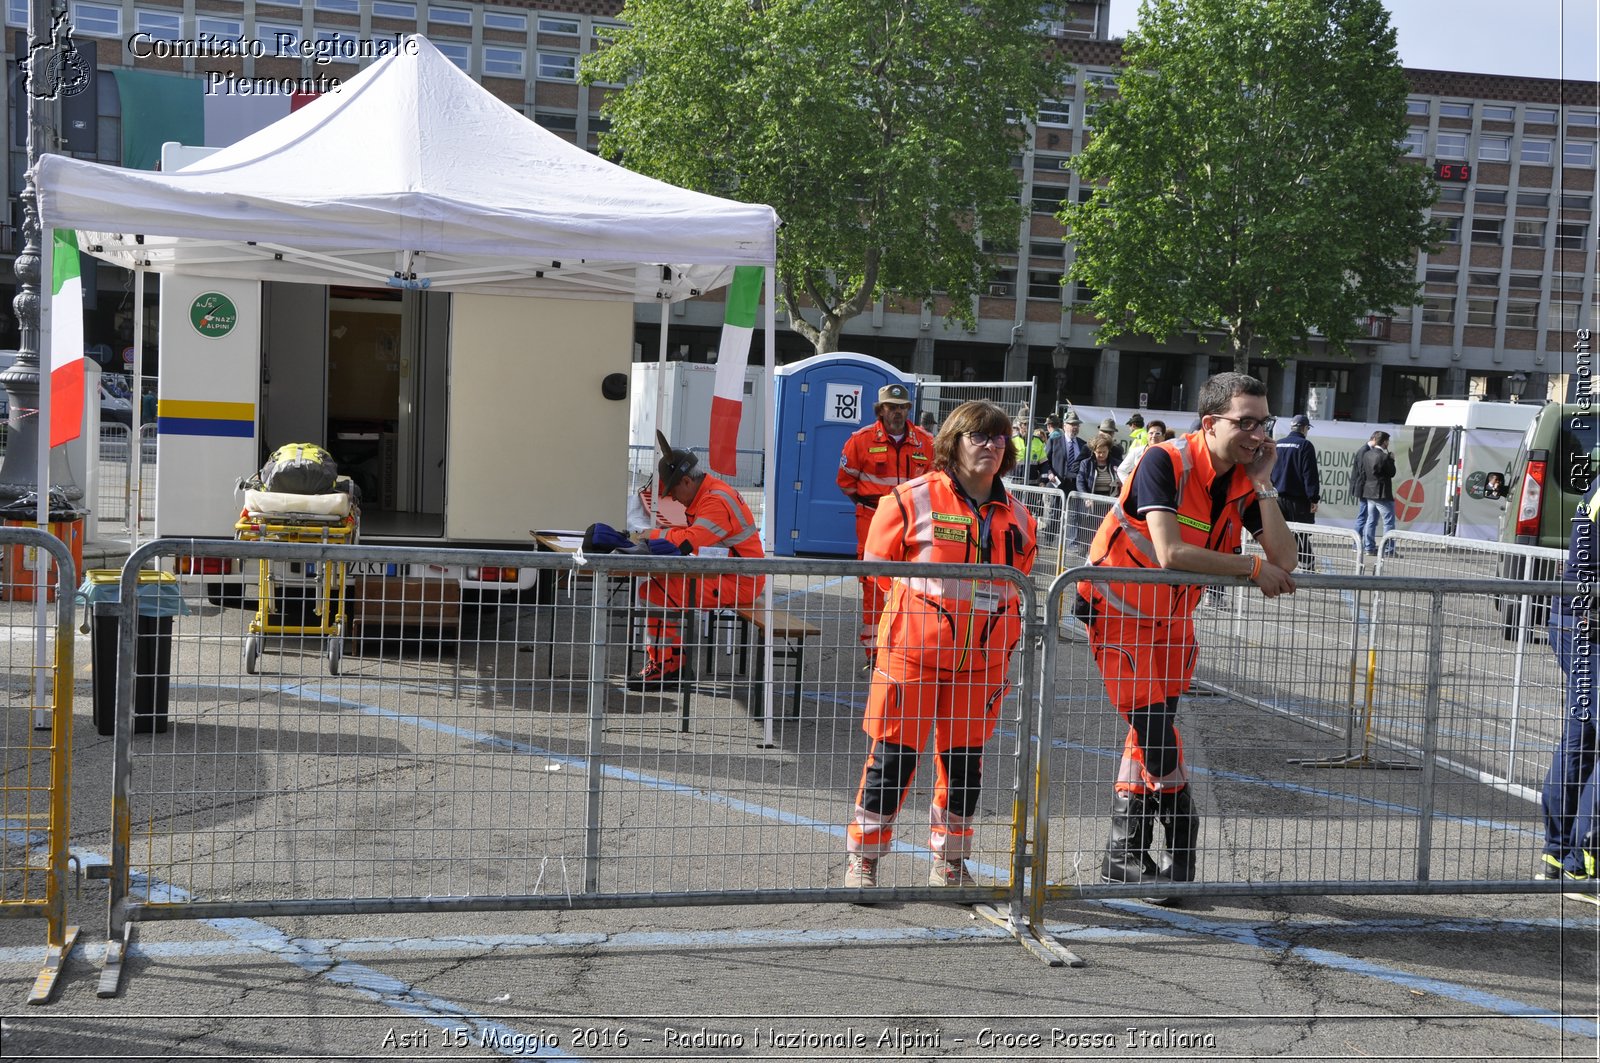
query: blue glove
[
  {"left": 645, "top": 537, "right": 689, "bottom": 556},
  {"left": 582, "top": 522, "right": 632, "bottom": 554}
]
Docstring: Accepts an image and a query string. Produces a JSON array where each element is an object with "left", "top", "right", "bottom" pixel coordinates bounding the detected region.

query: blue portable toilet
[{"left": 772, "top": 353, "right": 913, "bottom": 557}]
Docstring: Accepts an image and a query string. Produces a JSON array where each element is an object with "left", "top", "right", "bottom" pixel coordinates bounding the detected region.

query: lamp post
[
  {"left": 0, "top": 0, "right": 82, "bottom": 508},
  {"left": 1506, "top": 370, "right": 1528, "bottom": 404}
]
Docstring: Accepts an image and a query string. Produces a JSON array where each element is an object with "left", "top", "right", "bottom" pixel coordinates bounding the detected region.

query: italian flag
[
  {"left": 48, "top": 230, "right": 84, "bottom": 448},
  {"left": 708, "top": 266, "right": 763, "bottom": 476}
]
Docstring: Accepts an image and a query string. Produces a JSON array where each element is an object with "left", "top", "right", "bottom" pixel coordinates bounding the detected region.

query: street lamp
[{"left": 1506, "top": 370, "right": 1528, "bottom": 404}]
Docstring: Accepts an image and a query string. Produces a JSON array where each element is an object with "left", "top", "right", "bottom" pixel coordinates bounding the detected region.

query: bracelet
[{"left": 1249, "top": 556, "right": 1262, "bottom": 581}]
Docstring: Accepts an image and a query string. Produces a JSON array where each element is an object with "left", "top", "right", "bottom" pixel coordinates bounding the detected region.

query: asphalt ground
[{"left": 0, "top": 551, "right": 1596, "bottom": 1062}]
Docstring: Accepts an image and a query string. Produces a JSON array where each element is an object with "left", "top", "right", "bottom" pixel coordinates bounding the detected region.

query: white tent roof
[{"left": 36, "top": 36, "right": 777, "bottom": 300}]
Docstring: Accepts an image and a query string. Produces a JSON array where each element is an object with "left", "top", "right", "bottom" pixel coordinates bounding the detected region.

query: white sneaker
[
  {"left": 845, "top": 854, "right": 878, "bottom": 889},
  {"left": 929, "top": 859, "right": 977, "bottom": 887}
]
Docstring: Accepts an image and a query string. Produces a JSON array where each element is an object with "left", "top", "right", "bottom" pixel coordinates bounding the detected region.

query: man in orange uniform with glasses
[
  {"left": 1077, "top": 373, "right": 1298, "bottom": 902},
  {"left": 837, "top": 382, "right": 934, "bottom": 668}
]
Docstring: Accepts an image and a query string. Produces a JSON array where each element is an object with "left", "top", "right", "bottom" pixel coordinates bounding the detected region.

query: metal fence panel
[
  {"left": 0, "top": 527, "right": 79, "bottom": 1004},
  {"left": 101, "top": 540, "right": 1042, "bottom": 990},
  {"left": 1035, "top": 566, "right": 1580, "bottom": 911}
]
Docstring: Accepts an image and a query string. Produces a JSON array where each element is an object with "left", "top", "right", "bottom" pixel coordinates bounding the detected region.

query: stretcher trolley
[{"left": 234, "top": 482, "right": 358, "bottom": 675}]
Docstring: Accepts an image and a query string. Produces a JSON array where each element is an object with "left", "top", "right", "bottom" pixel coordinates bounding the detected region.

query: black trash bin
[{"left": 78, "top": 570, "right": 186, "bottom": 737}]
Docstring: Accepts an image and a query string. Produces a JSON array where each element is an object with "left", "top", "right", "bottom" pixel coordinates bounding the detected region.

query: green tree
[
  {"left": 582, "top": 0, "right": 1070, "bottom": 354},
  {"left": 1061, "top": 0, "right": 1438, "bottom": 372}
]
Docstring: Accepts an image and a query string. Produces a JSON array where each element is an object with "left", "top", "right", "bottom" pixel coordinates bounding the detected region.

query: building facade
[{"left": 2, "top": 0, "right": 1595, "bottom": 421}]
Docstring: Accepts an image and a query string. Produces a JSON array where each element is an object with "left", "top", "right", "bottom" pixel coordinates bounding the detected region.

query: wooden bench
[{"left": 727, "top": 603, "right": 823, "bottom": 719}]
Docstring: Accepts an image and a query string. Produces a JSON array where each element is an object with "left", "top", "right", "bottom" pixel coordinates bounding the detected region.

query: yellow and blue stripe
[{"left": 157, "top": 400, "right": 254, "bottom": 438}]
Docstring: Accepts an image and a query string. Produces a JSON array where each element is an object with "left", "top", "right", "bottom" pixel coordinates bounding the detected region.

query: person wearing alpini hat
[
  {"left": 1077, "top": 373, "right": 1297, "bottom": 902},
  {"left": 629, "top": 432, "right": 765, "bottom": 691},
  {"left": 844, "top": 400, "right": 1037, "bottom": 892},
  {"left": 836, "top": 382, "right": 935, "bottom": 667}
]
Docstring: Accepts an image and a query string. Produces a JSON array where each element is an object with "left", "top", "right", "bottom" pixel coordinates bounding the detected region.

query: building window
[
  {"left": 1439, "top": 102, "right": 1471, "bottom": 118},
  {"left": 1570, "top": 111, "right": 1600, "bottom": 127},
  {"left": 1038, "top": 100, "right": 1072, "bottom": 127},
  {"left": 1027, "top": 270, "right": 1063, "bottom": 300},
  {"left": 987, "top": 270, "right": 1016, "bottom": 297},
  {"left": 1074, "top": 280, "right": 1097, "bottom": 303},
  {"left": 1515, "top": 191, "right": 1549, "bottom": 208},
  {"left": 259, "top": 22, "right": 302, "bottom": 48},
  {"left": 433, "top": 39, "right": 470, "bottom": 69},
  {"left": 1434, "top": 132, "right": 1468, "bottom": 159},
  {"left": 1465, "top": 297, "right": 1497, "bottom": 326},
  {"left": 1420, "top": 296, "right": 1454, "bottom": 323},
  {"left": 1468, "top": 271, "right": 1500, "bottom": 287},
  {"left": 1470, "top": 217, "right": 1502, "bottom": 244},
  {"left": 537, "top": 16, "right": 580, "bottom": 35},
  {"left": 1507, "top": 273, "right": 1542, "bottom": 290},
  {"left": 1478, "top": 136, "right": 1510, "bottom": 162},
  {"left": 1032, "top": 154, "right": 1070, "bottom": 177},
  {"left": 196, "top": 16, "right": 243, "bottom": 38},
  {"left": 134, "top": 9, "right": 181, "bottom": 40},
  {"left": 1564, "top": 141, "right": 1597, "bottom": 168},
  {"left": 1562, "top": 194, "right": 1594, "bottom": 211},
  {"left": 372, "top": 1, "right": 417, "bottom": 17},
  {"left": 537, "top": 51, "right": 577, "bottom": 81},
  {"left": 1504, "top": 301, "right": 1538, "bottom": 328},
  {"left": 1401, "top": 128, "right": 1425, "bottom": 156},
  {"left": 1424, "top": 267, "right": 1456, "bottom": 284},
  {"left": 1437, "top": 216, "right": 1462, "bottom": 243},
  {"left": 1553, "top": 275, "right": 1586, "bottom": 294},
  {"left": 1554, "top": 222, "right": 1589, "bottom": 250},
  {"left": 1031, "top": 185, "right": 1069, "bottom": 213},
  {"left": 314, "top": 0, "right": 360, "bottom": 11},
  {"left": 1521, "top": 139, "right": 1553, "bottom": 164},
  {"left": 483, "top": 46, "right": 524, "bottom": 77},
  {"left": 1029, "top": 240, "right": 1064, "bottom": 261},
  {"left": 1405, "top": 98, "right": 1428, "bottom": 117},
  {"left": 1473, "top": 188, "right": 1506, "bottom": 206},
  {"left": 533, "top": 112, "right": 577, "bottom": 132},
  {"left": 1525, "top": 107, "right": 1557, "bottom": 124},
  {"left": 1558, "top": 302, "right": 1588, "bottom": 330},
  {"left": 429, "top": 5, "right": 473, "bottom": 25},
  {"left": 1482, "top": 104, "right": 1514, "bottom": 122},
  {"left": 70, "top": 1, "right": 120, "bottom": 36},
  {"left": 1436, "top": 185, "right": 1466, "bottom": 203},
  {"left": 1512, "top": 220, "right": 1544, "bottom": 247},
  {"left": 5, "top": 0, "right": 23, "bottom": 26},
  {"left": 484, "top": 10, "right": 526, "bottom": 31}
]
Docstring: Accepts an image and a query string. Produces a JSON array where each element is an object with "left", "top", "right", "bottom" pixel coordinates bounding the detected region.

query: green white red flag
[
  {"left": 708, "top": 266, "right": 762, "bottom": 476},
  {"left": 49, "top": 229, "right": 84, "bottom": 447}
]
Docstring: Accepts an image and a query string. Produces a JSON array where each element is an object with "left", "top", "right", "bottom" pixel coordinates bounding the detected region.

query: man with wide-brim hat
[{"left": 837, "top": 382, "right": 935, "bottom": 667}]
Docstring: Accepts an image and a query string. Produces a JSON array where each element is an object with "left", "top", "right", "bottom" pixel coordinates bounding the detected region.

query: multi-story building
[{"left": 2, "top": 0, "right": 1594, "bottom": 422}]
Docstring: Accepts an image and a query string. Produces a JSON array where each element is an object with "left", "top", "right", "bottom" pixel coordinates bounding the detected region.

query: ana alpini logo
[{"left": 25, "top": 12, "right": 92, "bottom": 101}]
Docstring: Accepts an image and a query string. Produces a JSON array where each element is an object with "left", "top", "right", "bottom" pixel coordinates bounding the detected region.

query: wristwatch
[{"left": 1255, "top": 487, "right": 1280, "bottom": 501}]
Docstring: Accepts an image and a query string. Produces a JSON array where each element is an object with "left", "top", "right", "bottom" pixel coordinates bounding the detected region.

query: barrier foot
[
  {"left": 97, "top": 923, "right": 133, "bottom": 998},
  {"left": 971, "top": 904, "right": 1085, "bottom": 968},
  {"left": 1289, "top": 753, "right": 1418, "bottom": 770},
  {"left": 26, "top": 925, "right": 79, "bottom": 1005}
]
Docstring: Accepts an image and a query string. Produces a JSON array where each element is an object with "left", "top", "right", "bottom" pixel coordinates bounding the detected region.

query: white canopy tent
[{"left": 37, "top": 36, "right": 777, "bottom": 300}]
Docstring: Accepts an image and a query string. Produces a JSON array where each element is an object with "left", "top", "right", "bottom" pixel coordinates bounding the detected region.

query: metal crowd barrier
[
  {"left": 98, "top": 540, "right": 1051, "bottom": 992},
  {"left": 1033, "top": 566, "right": 1581, "bottom": 921},
  {"left": 93, "top": 423, "right": 157, "bottom": 534},
  {"left": 0, "top": 527, "right": 78, "bottom": 1004},
  {"left": 86, "top": 536, "right": 1588, "bottom": 993}
]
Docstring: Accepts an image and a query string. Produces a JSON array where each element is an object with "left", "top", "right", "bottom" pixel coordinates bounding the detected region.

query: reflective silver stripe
[
  {"left": 840, "top": 464, "right": 863, "bottom": 478},
  {"left": 902, "top": 578, "right": 1019, "bottom": 603},
  {"left": 1116, "top": 753, "right": 1189, "bottom": 790},
  {"left": 905, "top": 480, "right": 935, "bottom": 554},
  {"left": 721, "top": 524, "right": 761, "bottom": 549},
  {"left": 856, "top": 471, "right": 904, "bottom": 487},
  {"left": 696, "top": 518, "right": 729, "bottom": 537}
]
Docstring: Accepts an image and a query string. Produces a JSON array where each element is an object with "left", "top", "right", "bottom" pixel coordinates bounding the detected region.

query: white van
[{"left": 1403, "top": 399, "right": 1540, "bottom": 434}]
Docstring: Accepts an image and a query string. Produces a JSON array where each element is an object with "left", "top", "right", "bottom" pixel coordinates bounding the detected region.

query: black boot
[
  {"left": 1151, "top": 788, "right": 1200, "bottom": 905},
  {"left": 1100, "top": 791, "right": 1174, "bottom": 893}
]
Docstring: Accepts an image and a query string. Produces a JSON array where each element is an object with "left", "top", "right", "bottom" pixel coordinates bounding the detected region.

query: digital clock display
[{"left": 1433, "top": 162, "right": 1472, "bottom": 182}]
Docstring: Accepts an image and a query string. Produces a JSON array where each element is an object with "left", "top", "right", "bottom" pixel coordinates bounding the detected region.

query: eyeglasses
[
  {"left": 1211, "top": 414, "right": 1276, "bottom": 436},
  {"left": 964, "top": 431, "right": 1012, "bottom": 449}
]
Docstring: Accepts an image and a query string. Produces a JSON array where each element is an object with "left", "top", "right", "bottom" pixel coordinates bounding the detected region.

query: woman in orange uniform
[{"left": 844, "top": 400, "right": 1037, "bottom": 890}]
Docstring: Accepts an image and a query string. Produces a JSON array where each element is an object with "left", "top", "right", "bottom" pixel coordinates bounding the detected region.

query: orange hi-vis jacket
[
  {"left": 864, "top": 469, "right": 1037, "bottom": 674},
  {"left": 648, "top": 473, "right": 764, "bottom": 560},
  {"left": 1078, "top": 431, "right": 1257, "bottom": 623},
  {"left": 837, "top": 422, "right": 935, "bottom": 509}
]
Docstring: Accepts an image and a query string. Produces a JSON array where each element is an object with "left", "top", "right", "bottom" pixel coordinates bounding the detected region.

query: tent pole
[
  {"left": 760, "top": 264, "right": 776, "bottom": 747},
  {"left": 31, "top": 228, "right": 53, "bottom": 730},
  {"left": 652, "top": 296, "right": 671, "bottom": 522},
  {"left": 129, "top": 268, "right": 145, "bottom": 547}
]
